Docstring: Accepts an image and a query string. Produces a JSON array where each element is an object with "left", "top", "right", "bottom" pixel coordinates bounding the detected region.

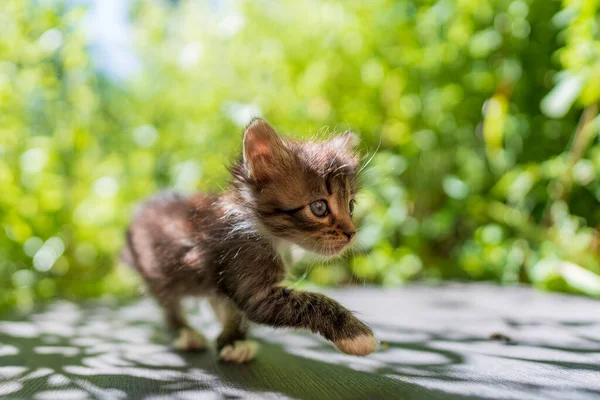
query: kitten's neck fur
[{"left": 218, "top": 184, "right": 294, "bottom": 269}]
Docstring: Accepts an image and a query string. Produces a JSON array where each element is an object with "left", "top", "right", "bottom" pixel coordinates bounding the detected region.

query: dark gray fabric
[{"left": 0, "top": 284, "right": 599, "bottom": 399}]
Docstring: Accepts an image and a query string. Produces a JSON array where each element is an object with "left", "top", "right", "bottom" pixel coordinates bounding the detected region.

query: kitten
[{"left": 122, "top": 119, "right": 376, "bottom": 363}]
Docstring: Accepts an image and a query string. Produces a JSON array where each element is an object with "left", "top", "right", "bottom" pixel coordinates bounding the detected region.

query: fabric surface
[{"left": 0, "top": 283, "right": 599, "bottom": 399}]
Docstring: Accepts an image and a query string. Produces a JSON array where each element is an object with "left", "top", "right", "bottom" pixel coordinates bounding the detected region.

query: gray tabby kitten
[{"left": 122, "top": 119, "right": 376, "bottom": 363}]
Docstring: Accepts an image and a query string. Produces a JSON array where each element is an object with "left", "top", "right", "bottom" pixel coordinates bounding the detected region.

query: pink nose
[{"left": 343, "top": 230, "right": 356, "bottom": 240}]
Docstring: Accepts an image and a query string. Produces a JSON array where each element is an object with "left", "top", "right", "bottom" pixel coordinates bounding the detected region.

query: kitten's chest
[{"left": 273, "top": 240, "right": 305, "bottom": 270}]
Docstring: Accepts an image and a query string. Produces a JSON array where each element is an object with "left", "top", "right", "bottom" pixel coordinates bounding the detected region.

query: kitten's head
[{"left": 231, "top": 119, "right": 360, "bottom": 257}]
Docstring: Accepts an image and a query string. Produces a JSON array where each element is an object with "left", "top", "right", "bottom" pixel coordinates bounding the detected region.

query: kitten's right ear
[
  {"left": 243, "top": 119, "right": 289, "bottom": 181},
  {"left": 329, "top": 130, "right": 359, "bottom": 151}
]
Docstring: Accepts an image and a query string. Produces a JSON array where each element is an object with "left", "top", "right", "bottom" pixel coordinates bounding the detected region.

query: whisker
[{"left": 358, "top": 133, "right": 382, "bottom": 175}]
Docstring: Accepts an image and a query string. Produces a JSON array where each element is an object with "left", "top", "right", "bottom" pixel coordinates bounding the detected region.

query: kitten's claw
[
  {"left": 334, "top": 334, "right": 377, "bottom": 356},
  {"left": 172, "top": 327, "right": 207, "bottom": 351},
  {"left": 219, "top": 340, "right": 258, "bottom": 363}
]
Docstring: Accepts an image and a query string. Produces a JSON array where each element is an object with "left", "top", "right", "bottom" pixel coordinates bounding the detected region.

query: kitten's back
[{"left": 123, "top": 191, "right": 215, "bottom": 287}]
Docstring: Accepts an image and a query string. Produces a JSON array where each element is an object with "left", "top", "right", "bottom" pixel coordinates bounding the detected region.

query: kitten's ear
[
  {"left": 243, "top": 119, "right": 290, "bottom": 181},
  {"left": 329, "top": 130, "right": 359, "bottom": 151}
]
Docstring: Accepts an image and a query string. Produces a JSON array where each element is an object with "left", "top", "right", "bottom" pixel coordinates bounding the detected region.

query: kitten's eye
[
  {"left": 349, "top": 199, "right": 355, "bottom": 216},
  {"left": 310, "top": 200, "right": 328, "bottom": 217}
]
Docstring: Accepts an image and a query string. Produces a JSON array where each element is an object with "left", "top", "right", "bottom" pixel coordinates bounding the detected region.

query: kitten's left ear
[
  {"left": 329, "top": 130, "right": 359, "bottom": 151},
  {"left": 243, "top": 119, "right": 290, "bottom": 181}
]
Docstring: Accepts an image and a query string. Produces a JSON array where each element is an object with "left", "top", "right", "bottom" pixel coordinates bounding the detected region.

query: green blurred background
[{"left": 1, "top": 0, "right": 599, "bottom": 312}]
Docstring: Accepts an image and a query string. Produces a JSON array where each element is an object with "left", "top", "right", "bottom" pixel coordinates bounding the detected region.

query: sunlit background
[{"left": 1, "top": 0, "right": 599, "bottom": 312}]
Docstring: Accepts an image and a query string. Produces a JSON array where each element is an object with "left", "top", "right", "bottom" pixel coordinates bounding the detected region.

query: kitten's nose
[{"left": 343, "top": 230, "right": 356, "bottom": 241}]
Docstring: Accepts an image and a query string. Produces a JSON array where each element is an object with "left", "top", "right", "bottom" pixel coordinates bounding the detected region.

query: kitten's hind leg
[
  {"left": 210, "top": 296, "right": 258, "bottom": 363},
  {"left": 159, "top": 295, "right": 207, "bottom": 352}
]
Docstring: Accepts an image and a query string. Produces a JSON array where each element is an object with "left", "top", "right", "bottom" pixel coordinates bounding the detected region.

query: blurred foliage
[{"left": 1, "top": 0, "right": 600, "bottom": 312}]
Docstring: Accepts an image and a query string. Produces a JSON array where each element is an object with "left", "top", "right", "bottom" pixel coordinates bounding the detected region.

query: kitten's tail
[{"left": 120, "top": 228, "right": 137, "bottom": 268}]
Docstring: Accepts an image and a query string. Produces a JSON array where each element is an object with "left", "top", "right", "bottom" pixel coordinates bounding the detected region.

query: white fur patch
[
  {"left": 219, "top": 340, "right": 258, "bottom": 363},
  {"left": 334, "top": 334, "right": 377, "bottom": 356},
  {"left": 172, "top": 327, "right": 207, "bottom": 352}
]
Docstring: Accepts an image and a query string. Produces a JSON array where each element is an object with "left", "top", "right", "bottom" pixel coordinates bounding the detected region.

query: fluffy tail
[{"left": 120, "top": 228, "right": 137, "bottom": 268}]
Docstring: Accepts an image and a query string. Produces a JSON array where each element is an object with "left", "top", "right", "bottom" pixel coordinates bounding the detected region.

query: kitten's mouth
[
  {"left": 294, "top": 239, "right": 351, "bottom": 258},
  {"left": 318, "top": 243, "right": 348, "bottom": 257}
]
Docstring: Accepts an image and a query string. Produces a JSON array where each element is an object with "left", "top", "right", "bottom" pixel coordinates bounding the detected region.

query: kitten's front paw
[
  {"left": 334, "top": 334, "right": 377, "bottom": 356},
  {"left": 172, "top": 327, "right": 207, "bottom": 352},
  {"left": 219, "top": 340, "right": 258, "bottom": 363}
]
